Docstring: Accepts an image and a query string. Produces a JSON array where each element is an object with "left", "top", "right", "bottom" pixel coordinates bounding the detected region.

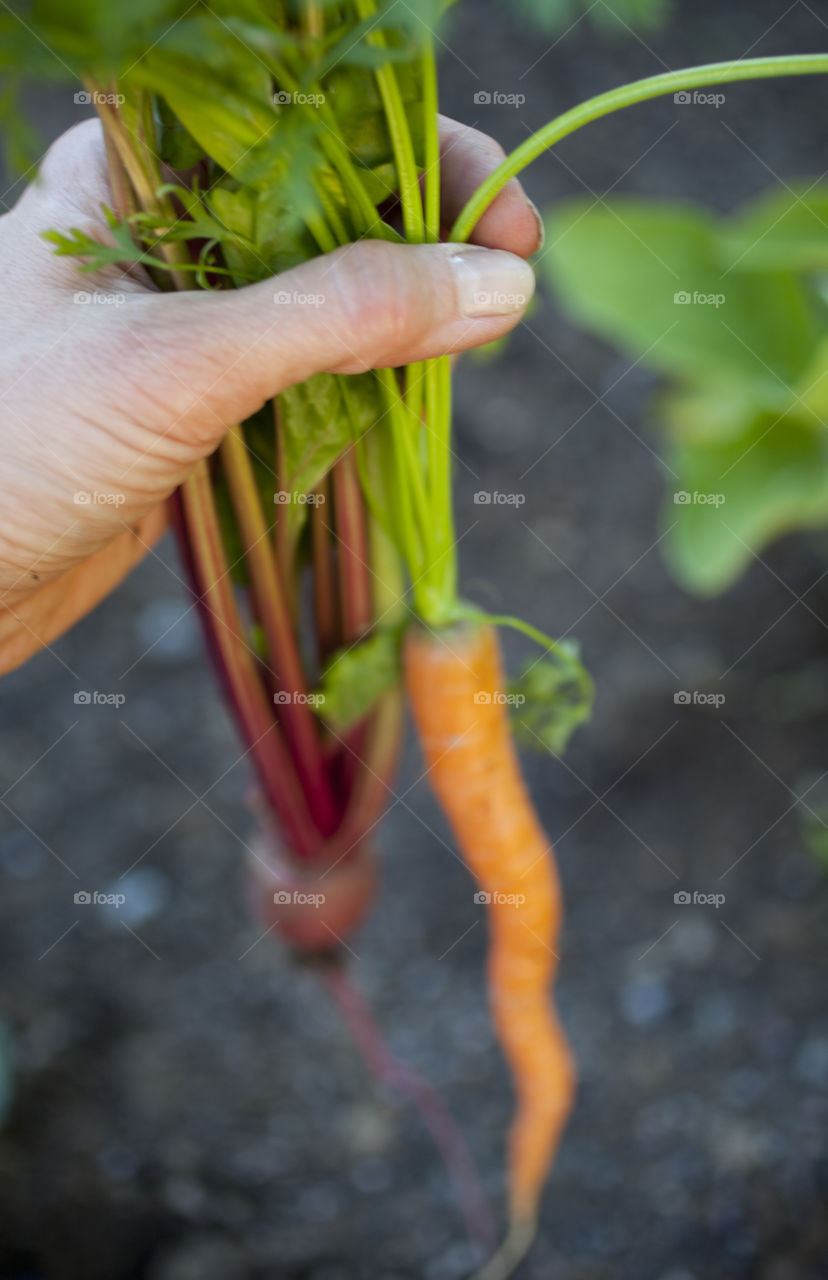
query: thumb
[{"left": 124, "top": 240, "right": 535, "bottom": 448}]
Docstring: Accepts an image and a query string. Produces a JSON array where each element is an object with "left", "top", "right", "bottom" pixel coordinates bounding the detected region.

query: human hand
[{"left": 0, "top": 116, "right": 540, "bottom": 674}]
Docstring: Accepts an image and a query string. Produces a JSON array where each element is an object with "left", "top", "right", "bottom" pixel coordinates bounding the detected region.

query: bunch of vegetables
[{"left": 6, "top": 0, "right": 828, "bottom": 1273}]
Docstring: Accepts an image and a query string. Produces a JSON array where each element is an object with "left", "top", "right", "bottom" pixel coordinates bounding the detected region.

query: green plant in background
[
  {"left": 513, "top": 0, "right": 669, "bottom": 36},
  {"left": 541, "top": 186, "right": 828, "bottom": 595}
]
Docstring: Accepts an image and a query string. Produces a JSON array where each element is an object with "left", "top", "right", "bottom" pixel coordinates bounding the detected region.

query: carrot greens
[{"left": 7, "top": 2, "right": 828, "bottom": 1271}]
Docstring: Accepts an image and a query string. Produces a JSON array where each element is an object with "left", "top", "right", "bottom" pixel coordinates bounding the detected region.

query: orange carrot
[{"left": 404, "top": 621, "right": 575, "bottom": 1275}]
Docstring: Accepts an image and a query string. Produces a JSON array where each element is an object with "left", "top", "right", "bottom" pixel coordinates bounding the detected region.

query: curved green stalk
[
  {"left": 421, "top": 32, "right": 441, "bottom": 245},
  {"left": 354, "top": 0, "right": 424, "bottom": 243},
  {"left": 451, "top": 54, "right": 828, "bottom": 243}
]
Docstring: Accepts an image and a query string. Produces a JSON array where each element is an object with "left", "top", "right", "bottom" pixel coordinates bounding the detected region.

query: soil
[{"left": 1, "top": 1, "right": 827, "bottom": 1277}]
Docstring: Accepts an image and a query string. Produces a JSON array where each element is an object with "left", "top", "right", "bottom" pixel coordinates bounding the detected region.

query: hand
[{"left": 0, "top": 116, "right": 540, "bottom": 673}]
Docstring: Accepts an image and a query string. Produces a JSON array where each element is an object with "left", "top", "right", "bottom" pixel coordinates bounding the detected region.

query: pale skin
[{"left": 0, "top": 116, "right": 540, "bottom": 674}]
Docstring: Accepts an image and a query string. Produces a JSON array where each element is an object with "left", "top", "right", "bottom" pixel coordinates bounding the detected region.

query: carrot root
[
  {"left": 469, "top": 1218, "right": 536, "bottom": 1280},
  {"left": 404, "top": 621, "right": 575, "bottom": 1249}
]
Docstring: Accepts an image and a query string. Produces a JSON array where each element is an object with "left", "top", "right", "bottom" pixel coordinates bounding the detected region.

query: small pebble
[{"left": 621, "top": 975, "right": 672, "bottom": 1026}]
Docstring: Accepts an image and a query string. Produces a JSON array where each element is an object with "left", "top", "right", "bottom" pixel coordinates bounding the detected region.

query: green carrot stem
[
  {"left": 451, "top": 54, "right": 828, "bottom": 242},
  {"left": 423, "top": 354, "right": 456, "bottom": 610},
  {"left": 421, "top": 33, "right": 441, "bottom": 244},
  {"left": 376, "top": 367, "right": 432, "bottom": 574},
  {"left": 354, "top": 0, "right": 424, "bottom": 243}
]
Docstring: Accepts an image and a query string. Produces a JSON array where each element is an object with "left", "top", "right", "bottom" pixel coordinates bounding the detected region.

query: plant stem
[
  {"left": 421, "top": 32, "right": 441, "bottom": 244},
  {"left": 419, "top": 354, "right": 456, "bottom": 622},
  {"left": 354, "top": 0, "right": 424, "bottom": 243},
  {"left": 220, "top": 423, "right": 339, "bottom": 836},
  {"left": 322, "top": 965, "right": 494, "bottom": 1259},
  {"left": 333, "top": 448, "right": 373, "bottom": 643},
  {"left": 452, "top": 54, "right": 828, "bottom": 242},
  {"left": 178, "top": 464, "right": 320, "bottom": 858},
  {"left": 337, "top": 686, "right": 403, "bottom": 851},
  {"left": 312, "top": 476, "right": 339, "bottom": 663}
]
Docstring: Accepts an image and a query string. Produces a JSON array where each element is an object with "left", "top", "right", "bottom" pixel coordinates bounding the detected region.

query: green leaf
[
  {"left": 658, "top": 377, "right": 769, "bottom": 447},
  {"left": 799, "top": 801, "right": 828, "bottom": 874},
  {"left": 44, "top": 206, "right": 169, "bottom": 273},
  {"left": 135, "top": 57, "right": 277, "bottom": 179},
  {"left": 207, "top": 180, "right": 318, "bottom": 280},
  {"left": 277, "top": 370, "right": 384, "bottom": 546},
  {"left": 721, "top": 184, "right": 828, "bottom": 273},
  {"left": 510, "top": 643, "right": 594, "bottom": 756},
  {"left": 542, "top": 199, "right": 819, "bottom": 390},
  {"left": 665, "top": 408, "right": 828, "bottom": 594},
  {"left": 318, "top": 629, "right": 401, "bottom": 731},
  {"left": 0, "top": 80, "right": 42, "bottom": 175},
  {"left": 511, "top": 0, "right": 668, "bottom": 34}
]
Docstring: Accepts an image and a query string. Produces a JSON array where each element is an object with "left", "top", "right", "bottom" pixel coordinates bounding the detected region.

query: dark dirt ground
[{"left": 1, "top": 1, "right": 828, "bottom": 1277}]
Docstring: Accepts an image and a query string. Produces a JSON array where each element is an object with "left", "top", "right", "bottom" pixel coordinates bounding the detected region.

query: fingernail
[
  {"left": 450, "top": 248, "right": 536, "bottom": 318},
  {"left": 527, "top": 198, "right": 546, "bottom": 253}
]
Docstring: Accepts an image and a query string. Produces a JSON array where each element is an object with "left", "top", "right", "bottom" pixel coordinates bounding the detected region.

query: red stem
[
  {"left": 322, "top": 965, "right": 495, "bottom": 1258},
  {"left": 220, "top": 425, "right": 339, "bottom": 837},
  {"left": 331, "top": 448, "right": 375, "bottom": 802},
  {"left": 312, "top": 475, "right": 340, "bottom": 663},
  {"left": 175, "top": 466, "right": 321, "bottom": 858},
  {"left": 333, "top": 447, "right": 373, "bottom": 642}
]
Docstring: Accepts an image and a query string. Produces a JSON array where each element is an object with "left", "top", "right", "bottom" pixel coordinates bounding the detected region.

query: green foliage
[
  {"left": 510, "top": 642, "right": 594, "bottom": 755},
  {"left": 44, "top": 200, "right": 257, "bottom": 284},
  {"left": 318, "top": 629, "right": 401, "bottom": 730},
  {"left": 800, "top": 804, "right": 828, "bottom": 874},
  {"left": 278, "top": 371, "right": 385, "bottom": 547},
  {"left": 511, "top": 0, "right": 669, "bottom": 36},
  {"left": 541, "top": 188, "right": 828, "bottom": 594}
]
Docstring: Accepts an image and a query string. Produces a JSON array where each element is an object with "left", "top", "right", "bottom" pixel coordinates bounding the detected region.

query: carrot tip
[{"left": 469, "top": 1217, "right": 537, "bottom": 1280}]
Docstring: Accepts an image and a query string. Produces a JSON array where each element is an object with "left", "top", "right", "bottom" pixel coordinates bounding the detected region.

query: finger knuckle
[
  {"left": 468, "top": 126, "right": 507, "bottom": 167},
  {"left": 40, "top": 120, "right": 107, "bottom": 192},
  {"left": 328, "top": 241, "right": 415, "bottom": 371}
]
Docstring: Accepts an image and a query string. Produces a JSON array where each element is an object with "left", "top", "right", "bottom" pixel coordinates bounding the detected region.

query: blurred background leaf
[
  {"left": 541, "top": 186, "right": 828, "bottom": 595},
  {"left": 510, "top": 0, "right": 669, "bottom": 35}
]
